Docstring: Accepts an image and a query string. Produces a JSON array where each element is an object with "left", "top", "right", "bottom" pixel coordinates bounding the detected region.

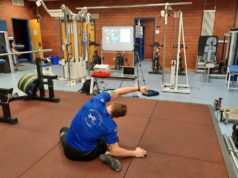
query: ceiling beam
[{"left": 76, "top": 2, "right": 192, "bottom": 10}]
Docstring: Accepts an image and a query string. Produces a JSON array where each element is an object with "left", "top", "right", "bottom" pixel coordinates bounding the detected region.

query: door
[
  {"left": 29, "top": 19, "right": 43, "bottom": 60},
  {"left": 12, "top": 18, "right": 32, "bottom": 62}
]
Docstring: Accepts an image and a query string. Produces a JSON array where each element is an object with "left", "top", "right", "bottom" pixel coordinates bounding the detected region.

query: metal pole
[
  {"left": 0, "top": 49, "right": 52, "bottom": 57},
  {"left": 181, "top": 12, "right": 189, "bottom": 88},
  {"left": 175, "top": 11, "right": 182, "bottom": 90},
  {"left": 85, "top": 14, "right": 90, "bottom": 62},
  {"left": 76, "top": 2, "right": 192, "bottom": 10},
  {"left": 3, "top": 32, "right": 14, "bottom": 73},
  {"left": 173, "top": 11, "right": 179, "bottom": 58},
  {"left": 62, "top": 5, "right": 71, "bottom": 82},
  {"left": 161, "top": 8, "right": 168, "bottom": 85},
  {"left": 85, "top": 13, "right": 91, "bottom": 76},
  {"left": 72, "top": 15, "right": 79, "bottom": 61},
  {"left": 59, "top": 20, "right": 64, "bottom": 59}
]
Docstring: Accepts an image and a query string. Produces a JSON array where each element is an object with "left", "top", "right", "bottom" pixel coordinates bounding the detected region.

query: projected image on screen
[
  {"left": 120, "top": 29, "right": 131, "bottom": 43},
  {"left": 102, "top": 26, "right": 134, "bottom": 51},
  {"left": 104, "top": 29, "right": 120, "bottom": 44}
]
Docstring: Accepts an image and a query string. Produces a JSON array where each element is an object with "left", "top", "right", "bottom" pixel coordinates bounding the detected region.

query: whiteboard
[{"left": 102, "top": 26, "right": 134, "bottom": 51}]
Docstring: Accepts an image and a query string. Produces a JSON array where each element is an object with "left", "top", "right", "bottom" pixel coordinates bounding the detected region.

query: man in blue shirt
[{"left": 60, "top": 86, "right": 148, "bottom": 171}]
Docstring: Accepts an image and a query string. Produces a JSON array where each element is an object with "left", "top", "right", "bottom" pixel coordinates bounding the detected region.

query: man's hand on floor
[{"left": 134, "top": 147, "right": 147, "bottom": 158}]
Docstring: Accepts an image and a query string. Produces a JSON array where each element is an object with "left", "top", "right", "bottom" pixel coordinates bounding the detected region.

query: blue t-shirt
[{"left": 66, "top": 92, "right": 118, "bottom": 152}]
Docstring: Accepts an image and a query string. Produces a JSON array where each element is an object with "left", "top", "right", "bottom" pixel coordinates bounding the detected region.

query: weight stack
[{"left": 18, "top": 73, "right": 39, "bottom": 96}]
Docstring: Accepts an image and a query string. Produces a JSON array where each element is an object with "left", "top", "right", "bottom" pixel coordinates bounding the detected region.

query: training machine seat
[{"left": 226, "top": 65, "right": 238, "bottom": 90}]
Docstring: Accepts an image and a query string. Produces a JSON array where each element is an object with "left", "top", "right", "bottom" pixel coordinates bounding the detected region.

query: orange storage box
[{"left": 92, "top": 71, "right": 111, "bottom": 77}]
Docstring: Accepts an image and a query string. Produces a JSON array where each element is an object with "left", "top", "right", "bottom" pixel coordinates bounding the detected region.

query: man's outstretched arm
[
  {"left": 108, "top": 86, "right": 148, "bottom": 100},
  {"left": 107, "top": 142, "right": 147, "bottom": 158}
]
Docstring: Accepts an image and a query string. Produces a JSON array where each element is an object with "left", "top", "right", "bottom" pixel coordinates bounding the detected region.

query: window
[{"left": 12, "top": 0, "right": 24, "bottom": 6}]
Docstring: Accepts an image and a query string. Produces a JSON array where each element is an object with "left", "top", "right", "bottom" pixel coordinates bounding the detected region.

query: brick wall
[
  {"left": 1, "top": 0, "right": 236, "bottom": 69},
  {"left": 0, "top": 0, "right": 34, "bottom": 36}
]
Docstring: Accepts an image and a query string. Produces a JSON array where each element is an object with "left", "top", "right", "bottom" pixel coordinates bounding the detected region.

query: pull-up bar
[{"left": 76, "top": 2, "right": 192, "bottom": 10}]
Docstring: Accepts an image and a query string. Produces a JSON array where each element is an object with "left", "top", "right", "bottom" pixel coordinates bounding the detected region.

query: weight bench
[
  {"left": 226, "top": 65, "right": 238, "bottom": 90},
  {"left": 0, "top": 88, "right": 18, "bottom": 124}
]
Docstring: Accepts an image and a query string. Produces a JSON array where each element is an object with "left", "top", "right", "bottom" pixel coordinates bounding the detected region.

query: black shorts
[{"left": 60, "top": 134, "right": 108, "bottom": 161}]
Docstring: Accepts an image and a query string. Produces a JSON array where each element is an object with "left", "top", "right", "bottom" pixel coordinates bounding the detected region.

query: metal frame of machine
[
  {"left": 36, "top": 0, "right": 91, "bottom": 85},
  {"left": 196, "top": 28, "right": 238, "bottom": 82},
  {"left": 0, "top": 31, "right": 15, "bottom": 73},
  {"left": 161, "top": 8, "right": 190, "bottom": 94},
  {"left": 226, "top": 30, "right": 238, "bottom": 66}
]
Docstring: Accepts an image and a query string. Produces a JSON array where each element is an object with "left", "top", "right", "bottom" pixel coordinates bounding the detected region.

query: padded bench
[
  {"left": 226, "top": 65, "right": 238, "bottom": 90},
  {"left": 17, "top": 58, "right": 28, "bottom": 63},
  {"left": 0, "top": 59, "right": 5, "bottom": 64}
]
